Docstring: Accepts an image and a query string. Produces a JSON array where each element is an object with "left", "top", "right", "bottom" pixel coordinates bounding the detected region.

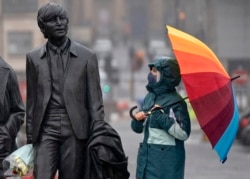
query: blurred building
[
  {"left": 0, "top": 0, "right": 249, "bottom": 75},
  {"left": 0, "top": 0, "right": 127, "bottom": 72}
]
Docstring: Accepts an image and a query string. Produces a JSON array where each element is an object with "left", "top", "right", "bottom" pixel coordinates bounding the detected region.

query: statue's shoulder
[
  {"left": 28, "top": 45, "right": 44, "bottom": 54},
  {"left": 0, "top": 57, "right": 11, "bottom": 70},
  {"left": 27, "top": 44, "right": 46, "bottom": 59},
  {"left": 71, "top": 41, "right": 92, "bottom": 51},
  {"left": 70, "top": 40, "right": 95, "bottom": 56}
]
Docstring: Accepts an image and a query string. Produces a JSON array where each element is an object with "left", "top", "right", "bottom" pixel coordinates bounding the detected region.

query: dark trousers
[
  {"left": 0, "top": 166, "right": 4, "bottom": 179},
  {"left": 34, "top": 109, "right": 87, "bottom": 179}
]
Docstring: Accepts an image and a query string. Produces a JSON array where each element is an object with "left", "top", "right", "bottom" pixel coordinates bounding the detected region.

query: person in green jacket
[{"left": 131, "top": 56, "right": 191, "bottom": 179}]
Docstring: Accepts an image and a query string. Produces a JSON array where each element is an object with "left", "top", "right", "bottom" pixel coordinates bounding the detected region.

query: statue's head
[{"left": 37, "top": 2, "right": 69, "bottom": 40}]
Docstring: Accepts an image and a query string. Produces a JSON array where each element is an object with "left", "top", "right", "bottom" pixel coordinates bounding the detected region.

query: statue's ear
[{"left": 40, "top": 28, "right": 47, "bottom": 38}]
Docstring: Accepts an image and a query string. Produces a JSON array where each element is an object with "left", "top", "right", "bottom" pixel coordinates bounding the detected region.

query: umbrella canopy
[{"left": 166, "top": 25, "right": 239, "bottom": 163}]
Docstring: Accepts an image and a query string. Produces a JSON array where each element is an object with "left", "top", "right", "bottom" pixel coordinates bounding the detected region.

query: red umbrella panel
[{"left": 166, "top": 25, "right": 239, "bottom": 163}]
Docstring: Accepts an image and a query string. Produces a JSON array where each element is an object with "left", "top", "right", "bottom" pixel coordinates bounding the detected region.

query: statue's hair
[{"left": 37, "top": 2, "right": 68, "bottom": 38}]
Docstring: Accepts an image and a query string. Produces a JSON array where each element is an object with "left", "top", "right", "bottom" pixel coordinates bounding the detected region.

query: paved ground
[{"left": 110, "top": 118, "right": 250, "bottom": 179}]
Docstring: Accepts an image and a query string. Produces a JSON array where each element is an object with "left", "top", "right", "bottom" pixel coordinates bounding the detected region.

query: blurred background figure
[{"left": 132, "top": 48, "right": 145, "bottom": 72}]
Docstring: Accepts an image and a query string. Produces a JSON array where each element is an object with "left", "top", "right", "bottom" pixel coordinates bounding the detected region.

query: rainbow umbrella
[{"left": 166, "top": 25, "right": 239, "bottom": 163}]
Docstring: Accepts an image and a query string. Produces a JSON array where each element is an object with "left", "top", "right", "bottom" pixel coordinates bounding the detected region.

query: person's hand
[{"left": 134, "top": 111, "right": 147, "bottom": 121}]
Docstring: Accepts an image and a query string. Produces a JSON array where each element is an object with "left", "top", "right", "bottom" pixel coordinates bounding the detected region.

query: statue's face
[{"left": 43, "top": 13, "right": 68, "bottom": 41}]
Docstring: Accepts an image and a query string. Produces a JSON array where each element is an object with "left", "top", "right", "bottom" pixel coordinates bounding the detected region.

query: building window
[
  {"left": 3, "top": 0, "right": 38, "bottom": 14},
  {"left": 8, "top": 31, "right": 32, "bottom": 56}
]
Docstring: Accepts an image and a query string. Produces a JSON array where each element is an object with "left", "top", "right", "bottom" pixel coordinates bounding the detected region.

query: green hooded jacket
[{"left": 131, "top": 57, "right": 191, "bottom": 179}]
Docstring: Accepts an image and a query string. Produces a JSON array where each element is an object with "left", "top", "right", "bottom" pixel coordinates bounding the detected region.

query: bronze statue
[
  {"left": 0, "top": 57, "right": 25, "bottom": 179},
  {"left": 26, "top": 3, "right": 104, "bottom": 178}
]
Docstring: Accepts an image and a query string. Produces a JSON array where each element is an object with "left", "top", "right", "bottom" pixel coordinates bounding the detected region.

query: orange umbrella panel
[{"left": 166, "top": 25, "right": 229, "bottom": 77}]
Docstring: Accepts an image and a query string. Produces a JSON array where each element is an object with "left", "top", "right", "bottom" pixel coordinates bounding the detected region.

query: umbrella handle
[
  {"left": 147, "top": 106, "right": 164, "bottom": 115},
  {"left": 129, "top": 97, "right": 188, "bottom": 120},
  {"left": 129, "top": 106, "right": 138, "bottom": 120},
  {"left": 129, "top": 106, "right": 163, "bottom": 120}
]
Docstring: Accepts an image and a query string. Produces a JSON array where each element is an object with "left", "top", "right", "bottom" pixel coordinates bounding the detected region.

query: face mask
[
  {"left": 156, "top": 71, "right": 161, "bottom": 82},
  {"left": 147, "top": 72, "right": 157, "bottom": 84}
]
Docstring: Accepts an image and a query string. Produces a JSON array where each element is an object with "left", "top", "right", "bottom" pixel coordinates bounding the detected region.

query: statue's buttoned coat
[{"left": 26, "top": 40, "right": 104, "bottom": 143}]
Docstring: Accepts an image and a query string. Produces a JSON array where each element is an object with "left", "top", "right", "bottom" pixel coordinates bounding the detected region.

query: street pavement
[{"left": 109, "top": 118, "right": 250, "bottom": 179}]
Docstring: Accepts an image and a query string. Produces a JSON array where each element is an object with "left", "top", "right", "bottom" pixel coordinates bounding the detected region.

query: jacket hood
[{"left": 147, "top": 56, "right": 181, "bottom": 93}]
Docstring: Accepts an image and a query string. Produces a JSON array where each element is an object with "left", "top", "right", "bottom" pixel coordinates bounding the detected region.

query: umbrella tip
[
  {"left": 221, "top": 157, "right": 227, "bottom": 164},
  {"left": 231, "top": 75, "right": 240, "bottom": 81},
  {"left": 165, "top": 25, "right": 168, "bottom": 32}
]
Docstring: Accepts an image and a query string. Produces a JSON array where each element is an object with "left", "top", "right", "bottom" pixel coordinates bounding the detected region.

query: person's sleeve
[
  {"left": 150, "top": 102, "right": 191, "bottom": 141},
  {"left": 131, "top": 119, "right": 144, "bottom": 133},
  {"left": 86, "top": 53, "right": 105, "bottom": 121},
  {"left": 168, "top": 102, "right": 191, "bottom": 141},
  {"left": 150, "top": 110, "right": 175, "bottom": 131},
  {"left": 5, "top": 68, "right": 25, "bottom": 139}
]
